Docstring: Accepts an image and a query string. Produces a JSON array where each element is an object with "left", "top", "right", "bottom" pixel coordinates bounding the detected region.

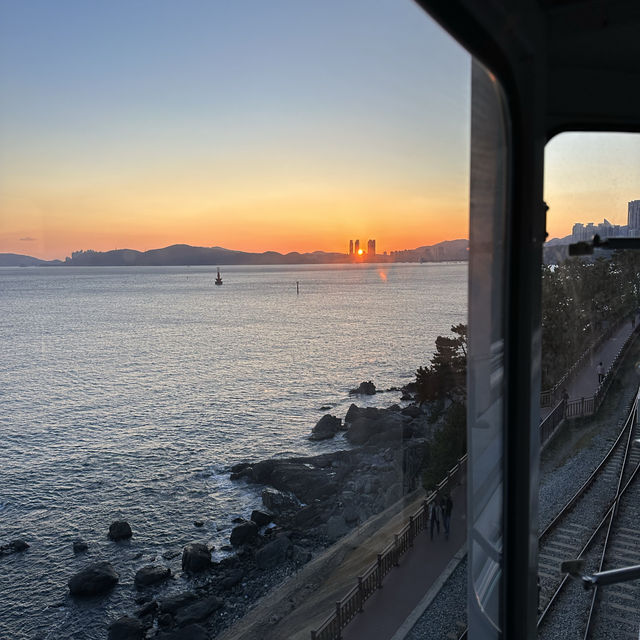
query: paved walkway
[
  {"left": 540, "top": 319, "right": 636, "bottom": 419},
  {"left": 341, "top": 478, "right": 467, "bottom": 640}
]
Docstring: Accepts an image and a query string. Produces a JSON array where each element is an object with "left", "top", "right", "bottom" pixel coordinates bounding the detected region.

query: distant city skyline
[{"left": 569, "top": 199, "right": 640, "bottom": 242}]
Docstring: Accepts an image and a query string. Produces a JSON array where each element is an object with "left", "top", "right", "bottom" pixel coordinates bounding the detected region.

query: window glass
[
  {"left": 0, "top": 2, "right": 475, "bottom": 640},
  {"left": 538, "top": 133, "right": 640, "bottom": 637}
]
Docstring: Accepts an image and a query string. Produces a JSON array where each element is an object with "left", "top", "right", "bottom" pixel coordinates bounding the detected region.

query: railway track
[
  {"left": 458, "top": 390, "right": 640, "bottom": 640},
  {"left": 580, "top": 433, "right": 640, "bottom": 639}
]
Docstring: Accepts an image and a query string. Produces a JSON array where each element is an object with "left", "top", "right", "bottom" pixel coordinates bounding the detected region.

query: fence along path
[
  {"left": 311, "top": 457, "right": 466, "bottom": 640},
  {"left": 540, "top": 321, "right": 639, "bottom": 448},
  {"left": 540, "top": 316, "right": 635, "bottom": 418}
]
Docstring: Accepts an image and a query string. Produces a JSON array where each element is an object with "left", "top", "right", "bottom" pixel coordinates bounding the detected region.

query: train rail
[{"left": 458, "top": 389, "right": 640, "bottom": 640}]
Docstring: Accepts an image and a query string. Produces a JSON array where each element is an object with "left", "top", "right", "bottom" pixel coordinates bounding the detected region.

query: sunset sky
[{"left": 0, "top": 1, "right": 638, "bottom": 260}]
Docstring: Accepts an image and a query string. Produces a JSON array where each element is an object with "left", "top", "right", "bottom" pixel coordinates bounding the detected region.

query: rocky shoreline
[{"left": 5, "top": 383, "right": 443, "bottom": 640}]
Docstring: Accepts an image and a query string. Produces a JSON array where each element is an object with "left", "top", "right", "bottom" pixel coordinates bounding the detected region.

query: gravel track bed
[
  {"left": 587, "top": 460, "right": 640, "bottom": 640},
  {"left": 405, "top": 556, "right": 467, "bottom": 640},
  {"left": 538, "top": 527, "right": 605, "bottom": 640},
  {"left": 404, "top": 376, "right": 638, "bottom": 639}
]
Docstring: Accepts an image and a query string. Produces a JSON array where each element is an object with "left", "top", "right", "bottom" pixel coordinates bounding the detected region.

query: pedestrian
[
  {"left": 429, "top": 499, "right": 441, "bottom": 540},
  {"left": 562, "top": 388, "right": 569, "bottom": 416},
  {"left": 443, "top": 494, "right": 453, "bottom": 539},
  {"left": 597, "top": 362, "right": 604, "bottom": 385}
]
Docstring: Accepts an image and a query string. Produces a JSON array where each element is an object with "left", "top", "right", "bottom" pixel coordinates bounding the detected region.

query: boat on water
[{"left": 215, "top": 268, "right": 223, "bottom": 286}]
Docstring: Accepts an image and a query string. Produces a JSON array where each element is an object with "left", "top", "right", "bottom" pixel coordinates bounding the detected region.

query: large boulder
[
  {"left": 181, "top": 543, "right": 211, "bottom": 573},
  {"left": 174, "top": 595, "right": 223, "bottom": 627},
  {"left": 73, "top": 539, "right": 88, "bottom": 554},
  {"left": 230, "top": 520, "right": 258, "bottom": 546},
  {"left": 68, "top": 561, "right": 119, "bottom": 596},
  {"left": 108, "top": 616, "right": 144, "bottom": 640},
  {"left": 346, "top": 411, "right": 405, "bottom": 445},
  {"left": 220, "top": 569, "right": 244, "bottom": 590},
  {"left": 345, "top": 403, "right": 362, "bottom": 424},
  {"left": 310, "top": 414, "right": 342, "bottom": 441},
  {"left": 290, "top": 503, "right": 330, "bottom": 529},
  {"left": 255, "top": 536, "right": 292, "bottom": 570},
  {"left": 401, "top": 404, "right": 422, "bottom": 418},
  {"left": 349, "top": 381, "right": 376, "bottom": 395},
  {"left": 261, "top": 487, "right": 299, "bottom": 513},
  {"left": 134, "top": 564, "right": 171, "bottom": 588},
  {"left": 250, "top": 510, "right": 272, "bottom": 527},
  {"left": 108, "top": 521, "right": 132, "bottom": 541},
  {"left": 159, "top": 592, "right": 198, "bottom": 615},
  {"left": 269, "top": 463, "right": 339, "bottom": 502},
  {"left": 0, "top": 539, "right": 29, "bottom": 556}
]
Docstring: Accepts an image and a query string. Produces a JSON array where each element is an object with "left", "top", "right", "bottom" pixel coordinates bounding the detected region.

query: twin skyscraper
[{"left": 348, "top": 239, "right": 376, "bottom": 256}]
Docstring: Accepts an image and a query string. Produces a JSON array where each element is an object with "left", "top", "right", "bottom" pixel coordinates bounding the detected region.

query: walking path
[
  {"left": 341, "top": 479, "right": 467, "bottom": 640},
  {"left": 540, "top": 319, "right": 635, "bottom": 420}
]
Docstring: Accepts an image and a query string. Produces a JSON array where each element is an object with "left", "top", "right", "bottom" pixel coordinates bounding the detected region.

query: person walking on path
[
  {"left": 429, "top": 500, "right": 441, "bottom": 540},
  {"left": 597, "top": 362, "right": 605, "bottom": 385},
  {"left": 443, "top": 495, "right": 453, "bottom": 539}
]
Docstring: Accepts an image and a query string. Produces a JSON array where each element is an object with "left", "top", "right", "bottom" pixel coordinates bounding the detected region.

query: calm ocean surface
[{"left": 0, "top": 263, "right": 467, "bottom": 639}]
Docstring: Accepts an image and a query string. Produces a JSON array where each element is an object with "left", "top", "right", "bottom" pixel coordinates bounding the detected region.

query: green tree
[
  {"left": 415, "top": 323, "right": 467, "bottom": 406},
  {"left": 421, "top": 401, "right": 466, "bottom": 491}
]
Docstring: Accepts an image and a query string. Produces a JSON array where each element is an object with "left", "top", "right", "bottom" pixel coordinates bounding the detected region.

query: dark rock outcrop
[
  {"left": 0, "top": 539, "right": 29, "bottom": 555},
  {"left": 346, "top": 409, "right": 405, "bottom": 445},
  {"left": 261, "top": 488, "right": 299, "bottom": 513},
  {"left": 401, "top": 404, "right": 422, "bottom": 418},
  {"left": 230, "top": 520, "right": 258, "bottom": 546},
  {"left": 349, "top": 380, "right": 376, "bottom": 395},
  {"left": 136, "top": 600, "right": 158, "bottom": 617},
  {"left": 220, "top": 569, "right": 244, "bottom": 590},
  {"left": 250, "top": 510, "right": 272, "bottom": 527},
  {"left": 159, "top": 592, "right": 198, "bottom": 615},
  {"left": 181, "top": 543, "right": 211, "bottom": 573},
  {"left": 134, "top": 564, "right": 171, "bottom": 588},
  {"left": 68, "top": 561, "right": 119, "bottom": 596},
  {"left": 108, "top": 521, "right": 132, "bottom": 541},
  {"left": 174, "top": 595, "right": 223, "bottom": 627},
  {"left": 107, "top": 616, "right": 144, "bottom": 640},
  {"left": 310, "top": 414, "right": 342, "bottom": 440},
  {"left": 73, "top": 539, "right": 88, "bottom": 554},
  {"left": 255, "top": 536, "right": 292, "bottom": 570}
]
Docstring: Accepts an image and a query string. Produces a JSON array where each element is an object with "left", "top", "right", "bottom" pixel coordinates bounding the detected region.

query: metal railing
[
  {"left": 310, "top": 455, "right": 467, "bottom": 640},
  {"left": 540, "top": 324, "right": 639, "bottom": 448},
  {"left": 540, "top": 314, "right": 628, "bottom": 409}
]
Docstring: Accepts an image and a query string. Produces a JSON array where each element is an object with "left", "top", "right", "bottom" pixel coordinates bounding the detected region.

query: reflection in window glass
[
  {"left": 0, "top": 2, "right": 473, "bottom": 639},
  {"left": 538, "top": 133, "right": 640, "bottom": 638}
]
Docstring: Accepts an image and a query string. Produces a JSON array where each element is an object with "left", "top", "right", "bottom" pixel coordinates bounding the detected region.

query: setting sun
[{"left": 357, "top": 249, "right": 364, "bottom": 255}]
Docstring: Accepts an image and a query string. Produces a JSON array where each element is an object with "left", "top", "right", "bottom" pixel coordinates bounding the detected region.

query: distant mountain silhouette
[
  {"left": 0, "top": 253, "right": 63, "bottom": 267},
  {"left": 1, "top": 240, "right": 470, "bottom": 267},
  {"left": 388, "top": 239, "right": 469, "bottom": 262}
]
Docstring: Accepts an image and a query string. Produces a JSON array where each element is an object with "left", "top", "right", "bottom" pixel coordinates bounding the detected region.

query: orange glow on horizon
[{"left": 0, "top": 187, "right": 469, "bottom": 260}]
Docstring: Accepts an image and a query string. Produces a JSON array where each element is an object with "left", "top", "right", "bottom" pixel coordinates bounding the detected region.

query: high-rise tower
[
  {"left": 628, "top": 200, "right": 640, "bottom": 231},
  {"left": 367, "top": 239, "right": 376, "bottom": 256},
  {"left": 349, "top": 240, "right": 353, "bottom": 255},
  {"left": 355, "top": 239, "right": 360, "bottom": 254}
]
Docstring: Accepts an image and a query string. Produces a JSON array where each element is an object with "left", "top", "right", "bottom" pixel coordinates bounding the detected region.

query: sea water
[{"left": 0, "top": 262, "right": 467, "bottom": 639}]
